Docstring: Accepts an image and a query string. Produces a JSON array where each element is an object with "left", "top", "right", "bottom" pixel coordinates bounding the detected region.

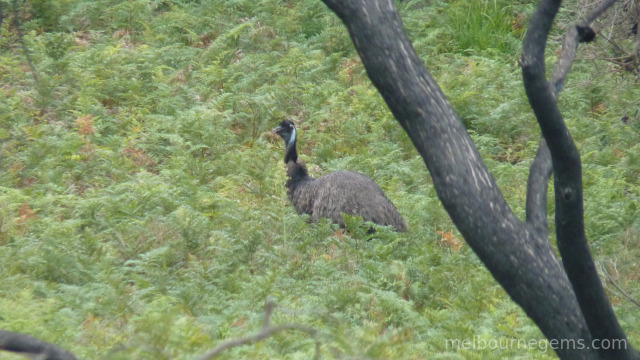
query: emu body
[{"left": 274, "top": 120, "right": 407, "bottom": 232}]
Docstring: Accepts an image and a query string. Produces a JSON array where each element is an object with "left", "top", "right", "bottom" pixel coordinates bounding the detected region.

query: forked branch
[
  {"left": 526, "top": 0, "right": 619, "bottom": 237},
  {"left": 523, "top": 0, "right": 636, "bottom": 359}
]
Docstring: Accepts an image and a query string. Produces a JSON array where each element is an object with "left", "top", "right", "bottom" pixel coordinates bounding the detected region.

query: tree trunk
[{"left": 319, "top": 0, "right": 637, "bottom": 359}]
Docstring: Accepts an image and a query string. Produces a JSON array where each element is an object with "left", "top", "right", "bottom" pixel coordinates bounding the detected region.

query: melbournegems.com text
[{"left": 445, "top": 336, "right": 628, "bottom": 353}]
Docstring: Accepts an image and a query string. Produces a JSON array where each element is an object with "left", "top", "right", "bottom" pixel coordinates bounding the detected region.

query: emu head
[{"left": 272, "top": 120, "right": 298, "bottom": 163}]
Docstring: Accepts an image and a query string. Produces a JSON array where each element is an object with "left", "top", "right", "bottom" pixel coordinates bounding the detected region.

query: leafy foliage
[{"left": 1, "top": 0, "right": 639, "bottom": 358}]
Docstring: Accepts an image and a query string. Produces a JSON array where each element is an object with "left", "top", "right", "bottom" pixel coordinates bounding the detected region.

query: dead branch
[
  {"left": 195, "top": 298, "right": 321, "bottom": 360},
  {"left": 0, "top": 330, "right": 77, "bottom": 360},
  {"left": 551, "top": 0, "right": 620, "bottom": 93},
  {"left": 600, "top": 262, "right": 640, "bottom": 310}
]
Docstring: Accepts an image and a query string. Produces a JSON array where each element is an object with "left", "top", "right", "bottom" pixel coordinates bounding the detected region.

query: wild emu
[{"left": 273, "top": 120, "right": 407, "bottom": 232}]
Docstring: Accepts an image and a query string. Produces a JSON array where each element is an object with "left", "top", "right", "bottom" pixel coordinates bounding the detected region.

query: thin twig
[
  {"left": 596, "top": 29, "right": 630, "bottom": 56},
  {"left": 608, "top": 278, "right": 640, "bottom": 308},
  {"left": 600, "top": 263, "right": 640, "bottom": 310},
  {"left": 196, "top": 323, "right": 319, "bottom": 360},
  {"left": 550, "top": 0, "right": 620, "bottom": 93},
  {"left": 195, "top": 298, "right": 320, "bottom": 360},
  {"left": 600, "top": 55, "right": 636, "bottom": 62}
]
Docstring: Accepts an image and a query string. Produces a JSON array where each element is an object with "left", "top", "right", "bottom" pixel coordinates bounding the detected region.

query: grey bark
[{"left": 522, "top": 1, "right": 634, "bottom": 359}]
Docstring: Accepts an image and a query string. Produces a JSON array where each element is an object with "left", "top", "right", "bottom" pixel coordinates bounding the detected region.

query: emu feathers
[{"left": 273, "top": 120, "right": 407, "bottom": 232}]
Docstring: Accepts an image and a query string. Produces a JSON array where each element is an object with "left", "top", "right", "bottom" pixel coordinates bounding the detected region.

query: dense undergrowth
[{"left": 1, "top": 0, "right": 639, "bottom": 358}]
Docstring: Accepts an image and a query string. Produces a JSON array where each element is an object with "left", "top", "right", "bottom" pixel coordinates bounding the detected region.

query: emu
[{"left": 273, "top": 120, "right": 407, "bottom": 232}]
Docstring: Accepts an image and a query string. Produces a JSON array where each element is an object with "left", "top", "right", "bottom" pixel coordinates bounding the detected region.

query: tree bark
[
  {"left": 320, "top": 0, "right": 637, "bottom": 359},
  {"left": 522, "top": 1, "right": 634, "bottom": 359},
  {"left": 525, "top": 138, "right": 552, "bottom": 234}
]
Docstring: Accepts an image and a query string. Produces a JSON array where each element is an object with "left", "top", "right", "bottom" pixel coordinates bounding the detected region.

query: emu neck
[
  {"left": 282, "top": 129, "right": 313, "bottom": 191},
  {"left": 284, "top": 138, "right": 298, "bottom": 164}
]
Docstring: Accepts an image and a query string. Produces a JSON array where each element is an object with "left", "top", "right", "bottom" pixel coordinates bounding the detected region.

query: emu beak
[{"left": 272, "top": 125, "right": 282, "bottom": 134}]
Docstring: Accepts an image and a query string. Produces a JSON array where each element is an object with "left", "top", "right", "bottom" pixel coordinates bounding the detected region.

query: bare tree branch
[
  {"left": 552, "top": 0, "right": 619, "bottom": 94},
  {"left": 527, "top": 0, "right": 620, "bottom": 242},
  {"left": 600, "top": 262, "right": 640, "bottom": 310},
  {"left": 584, "top": 0, "right": 620, "bottom": 24},
  {"left": 196, "top": 298, "right": 320, "bottom": 360},
  {"left": 522, "top": 1, "right": 636, "bottom": 359},
  {"left": 525, "top": 138, "right": 552, "bottom": 234},
  {"left": 0, "top": 330, "right": 77, "bottom": 360}
]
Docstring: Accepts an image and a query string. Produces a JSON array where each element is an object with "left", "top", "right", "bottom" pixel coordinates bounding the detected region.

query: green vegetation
[{"left": 1, "top": 0, "right": 639, "bottom": 358}]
